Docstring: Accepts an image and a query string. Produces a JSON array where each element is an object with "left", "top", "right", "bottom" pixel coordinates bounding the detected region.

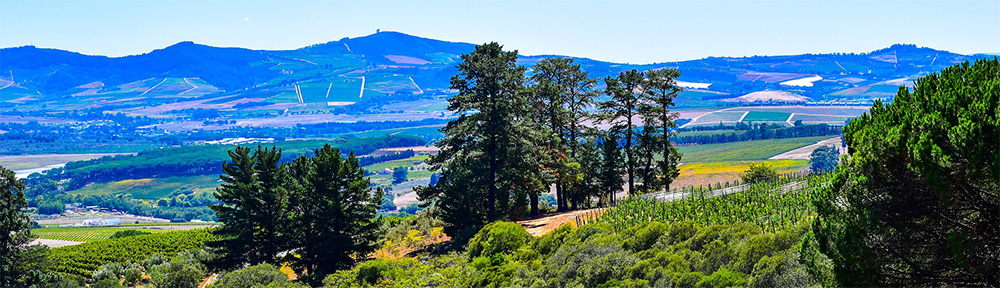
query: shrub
[
  {"left": 109, "top": 229, "right": 152, "bottom": 239},
  {"left": 623, "top": 222, "right": 667, "bottom": 251},
  {"left": 696, "top": 268, "right": 747, "bottom": 288},
  {"left": 739, "top": 162, "right": 778, "bottom": 184},
  {"left": 210, "top": 263, "right": 289, "bottom": 288},
  {"left": 466, "top": 221, "right": 532, "bottom": 260}
]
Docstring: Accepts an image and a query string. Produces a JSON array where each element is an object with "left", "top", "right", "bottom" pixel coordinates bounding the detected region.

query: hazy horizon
[{"left": 2, "top": 0, "right": 998, "bottom": 64}]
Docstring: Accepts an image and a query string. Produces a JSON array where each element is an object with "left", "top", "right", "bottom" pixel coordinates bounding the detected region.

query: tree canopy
[{"left": 812, "top": 58, "right": 999, "bottom": 286}]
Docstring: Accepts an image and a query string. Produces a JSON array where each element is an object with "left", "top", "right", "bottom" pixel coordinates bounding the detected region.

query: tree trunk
[
  {"left": 488, "top": 132, "right": 497, "bottom": 221},
  {"left": 625, "top": 115, "right": 635, "bottom": 195},
  {"left": 530, "top": 190, "right": 539, "bottom": 216}
]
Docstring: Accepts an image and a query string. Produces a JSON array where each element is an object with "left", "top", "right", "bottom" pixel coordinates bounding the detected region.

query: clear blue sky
[{"left": 2, "top": 0, "right": 997, "bottom": 63}]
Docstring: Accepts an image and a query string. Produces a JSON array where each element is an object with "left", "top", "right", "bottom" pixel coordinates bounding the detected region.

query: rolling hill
[{"left": 1, "top": 31, "right": 992, "bottom": 125}]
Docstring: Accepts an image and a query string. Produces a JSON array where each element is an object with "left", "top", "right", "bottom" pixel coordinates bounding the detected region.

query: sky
[{"left": 1, "top": 0, "right": 998, "bottom": 64}]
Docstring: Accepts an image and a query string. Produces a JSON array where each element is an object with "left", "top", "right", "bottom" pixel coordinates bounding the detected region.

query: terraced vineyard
[{"left": 32, "top": 227, "right": 169, "bottom": 242}]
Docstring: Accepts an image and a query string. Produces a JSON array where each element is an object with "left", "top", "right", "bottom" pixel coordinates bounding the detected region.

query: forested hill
[{"left": 1, "top": 31, "right": 990, "bottom": 109}]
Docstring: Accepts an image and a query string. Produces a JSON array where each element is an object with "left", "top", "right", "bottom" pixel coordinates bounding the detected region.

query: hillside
[{"left": 1, "top": 32, "right": 988, "bottom": 124}]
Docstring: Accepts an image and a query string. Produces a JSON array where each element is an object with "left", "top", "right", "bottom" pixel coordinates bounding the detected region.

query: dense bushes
[{"left": 325, "top": 220, "right": 823, "bottom": 287}]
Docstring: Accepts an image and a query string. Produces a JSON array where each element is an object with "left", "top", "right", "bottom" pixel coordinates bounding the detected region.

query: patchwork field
[
  {"left": 70, "top": 175, "right": 220, "bottom": 200},
  {"left": 681, "top": 106, "right": 868, "bottom": 127}
]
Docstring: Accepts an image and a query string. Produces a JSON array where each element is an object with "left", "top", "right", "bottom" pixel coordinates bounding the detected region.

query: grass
[
  {"left": 363, "top": 155, "right": 429, "bottom": 172},
  {"left": 71, "top": 175, "right": 220, "bottom": 200},
  {"left": 31, "top": 227, "right": 168, "bottom": 242},
  {"left": 677, "top": 136, "right": 831, "bottom": 162},
  {"left": 677, "top": 130, "right": 748, "bottom": 137}
]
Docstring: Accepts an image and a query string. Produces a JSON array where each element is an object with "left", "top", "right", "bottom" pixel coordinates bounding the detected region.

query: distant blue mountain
[{"left": 0, "top": 32, "right": 990, "bottom": 109}]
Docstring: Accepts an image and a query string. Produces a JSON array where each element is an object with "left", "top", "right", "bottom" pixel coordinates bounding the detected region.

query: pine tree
[
  {"left": 209, "top": 146, "right": 289, "bottom": 269},
  {"left": 423, "top": 42, "right": 534, "bottom": 231},
  {"left": 600, "top": 70, "right": 646, "bottom": 195},
  {"left": 643, "top": 68, "right": 683, "bottom": 191},
  {"left": 286, "top": 145, "right": 381, "bottom": 283},
  {"left": 598, "top": 134, "right": 625, "bottom": 206}
]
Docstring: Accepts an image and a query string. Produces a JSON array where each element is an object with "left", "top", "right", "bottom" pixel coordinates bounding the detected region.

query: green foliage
[
  {"left": 210, "top": 143, "right": 383, "bottom": 283},
  {"left": 808, "top": 146, "right": 838, "bottom": 173},
  {"left": 326, "top": 221, "right": 823, "bottom": 287},
  {"left": 210, "top": 263, "right": 290, "bottom": 288},
  {"left": 209, "top": 145, "right": 290, "bottom": 269},
  {"left": 285, "top": 144, "right": 382, "bottom": 282},
  {"left": 696, "top": 268, "right": 747, "bottom": 288},
  {"left": 108, "top": 229, "right": 152, "bottom": 239},
  {"left": 597, "top": 175, "right": 826, "bottom": 233},
  {"left": 148, "top": 251, "right": 206, "bottom": 288},
  {"left": 420, "top": 42, "right": 538, "bottom": 239},
  {"left": 1, "top": 165, "right": 65, "bottom": 287},
  {"left": 31, "top": 227, "right": 165, "bottom": 243},
  {"left": 466, "top": 221, "right": 532, "bottom": 260},
  {"left": 739, "top": 163, "right": 778, "bottom": 184},
  {"left": 812, "top": 58, "right": 1000, "bottom": 286},
  {"left": 391, "top": 167, "right": 408, "bottom": 184},
  {"left": 48, "top": 229, "right": 218, "bottom": 278},
  {"left": 36, "top": 200, "right": 64, "bottom": 215}
]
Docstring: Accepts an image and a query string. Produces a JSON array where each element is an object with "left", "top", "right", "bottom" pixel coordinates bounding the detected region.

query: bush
[
  {"left": 148, "top": 252, "right": 205, "bottom": 288},
  {"left": 739, "top": 163, "right": 778, "bottom": 184},
  {"left": 109, "top": 229, "right": 152, "bottom": 239},
  {"left": 210, "top": 263, "right": 289, "bottom": 288},
  {"left": 696, "top": 268, "right": 747, "bottom": 288},
  {"left": 623, "top": 222, "right": 667, "bottom": 251},
  {"left": 466, "top": 221, "right": 532, "bottom": 260}
]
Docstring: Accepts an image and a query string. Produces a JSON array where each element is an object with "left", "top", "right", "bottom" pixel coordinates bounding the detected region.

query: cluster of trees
[
  {"left": 209, "top": 144, "right": 382, "bottom": 284},
  {"left": 672, "top": 123, "right": 842, "bottom": 145},
  {"left": 416, "top": 43, "right": 685, "bottom": 239}
]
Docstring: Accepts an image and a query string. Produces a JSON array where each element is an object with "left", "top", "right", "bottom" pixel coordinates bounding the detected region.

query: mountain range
[{"left": 0, "top": 31, "right": 992, "bottom": 121}]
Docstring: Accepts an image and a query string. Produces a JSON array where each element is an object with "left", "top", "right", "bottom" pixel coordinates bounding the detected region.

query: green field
[
  {"left": 742, "top": 111, "right": 791, "bottom": 122},
  {"left": 71, "top": 175, "right": 219, "bottom": 200},
  {"left": 677, "top": 136, "right": 831, "bottom": 162},
  {"left": 363, "top": 155, "right": 429, "bottom": 172},
  {"left": 676, "top": 129, "right": 748, "bottom": 137},
  {"left": 31, "top": 227, "right": 168, "bottom": 242}
]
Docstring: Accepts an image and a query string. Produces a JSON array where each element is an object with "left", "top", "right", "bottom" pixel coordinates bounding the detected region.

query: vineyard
[
  {"left": 48, "top": 228, "right": 218, "bottom": 277},
  {"left": 585, "top": 174, "right": 831, "bottom": 233},
  {"left": 31, "top": 227, "right": 168, "bottom": 242}
]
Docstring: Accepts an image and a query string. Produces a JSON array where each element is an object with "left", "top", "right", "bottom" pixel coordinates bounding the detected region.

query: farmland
[
  {"left": 682, "top": 106, "right": 868, "bottom": 127},
  {"left": 671, "top": 160, "right": 809, "bottom": 189},
  {"left": 677, "top": 135, "right": 835, "bottom": 162},
  {"left": 70, "top": 175, "right": 219, "bottom": 200},
  {"left": 31, "top": 227, "right": 169, "bottom": 242},
  {"left": 48, "top": 229, "right": 218, "bottom": 277}
]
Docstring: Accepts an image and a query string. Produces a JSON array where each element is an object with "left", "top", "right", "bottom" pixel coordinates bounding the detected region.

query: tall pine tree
[
  {"left": 421, "top": 42, "right": 534, "bottom": 236},
  {"left": 286, "top": 145, "right": 381, "bottom": 284},
  {"left": 643, "top": 68, "right": 683, "bottom": 191},
  {"left": 600, "top": 70, "right": 646, "bottom": 195}
]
